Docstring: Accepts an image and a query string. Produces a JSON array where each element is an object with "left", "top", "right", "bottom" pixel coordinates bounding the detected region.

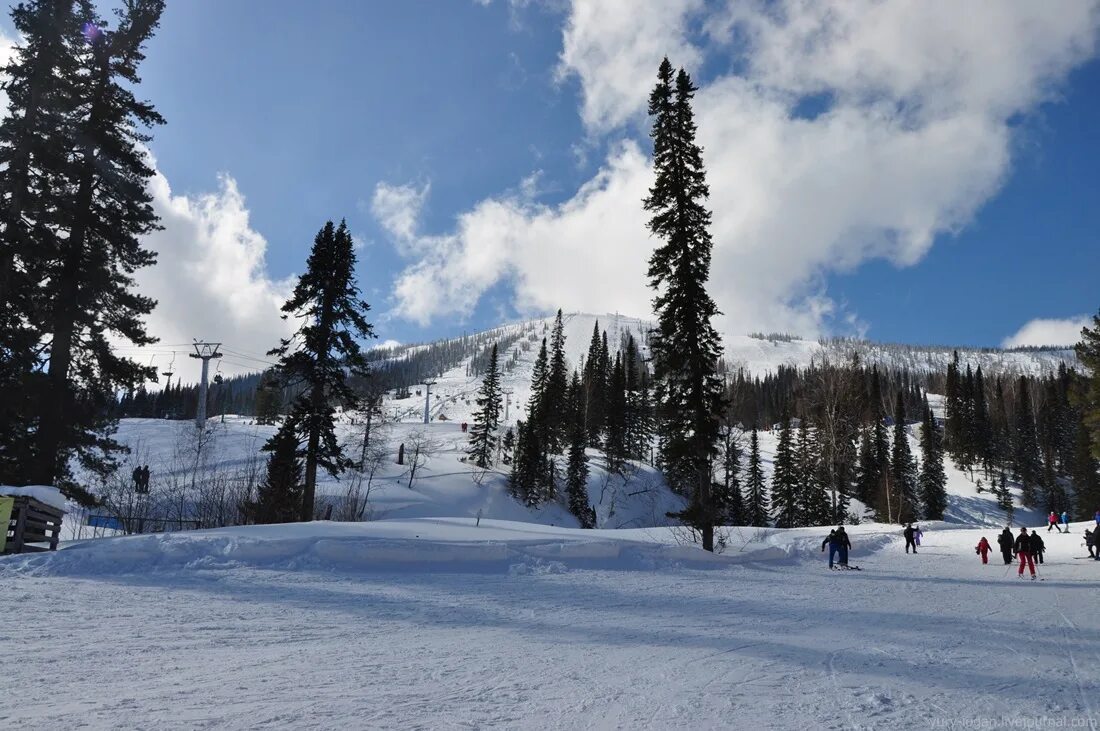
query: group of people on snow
[
  {"left": 824, "top": 511, "right": 1100, "bottom": 575},
  {"left": 1047, "top": 511, "right": 1071, "bottom": 533}
]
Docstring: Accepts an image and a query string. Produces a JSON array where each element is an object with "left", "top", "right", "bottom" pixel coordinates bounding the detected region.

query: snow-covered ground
[{"left": 3, "top": 518, "right": 1097, "bottom": 729}]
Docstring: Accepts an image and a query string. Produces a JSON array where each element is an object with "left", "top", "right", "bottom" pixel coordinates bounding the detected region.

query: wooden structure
[{"left": 2, "top": 496, "right": 64, "bottom": 554}]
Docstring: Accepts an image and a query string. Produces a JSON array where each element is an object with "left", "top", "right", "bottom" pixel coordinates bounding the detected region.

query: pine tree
[
  {"left": 500, "top": 427, "right": 516, "bottom": 466},
  {"left": 1013, "top": 377, "right": 1042, "bottom": 508},
  {"left": 468, "top": 343, "right": 503, "bottom": 469},
  {"left": 918, "top": 405, "right": 947, "bottom": 520},
  {"left": 644, "top": 58, "right": 725, "bottom": 551},
  {"left": 582, "top": 321, "right": 606, "bottom": 446},
  {"left": 29, "top": 1, "right": 167, "bottom": 492},
  {"left": 795, "top": 419, "right": 830, "bottom": 526},
  {"left": 944, "top": 351, "right": 962, "bottom": 458},
  {"left": 1069, "top": 414, "right": 1100, "bottom": 521},
  {"left": 995, "top": 471, "right": 1014, "bottom": 525},
  {"left": 254, "top": 371, "right": 282, "bottom": 426},
  {"left": 529, "top": 338, "right": 549, "bottom": 439},
  {"left": 267, "top": 220, "right": 374, "bottom": 520},
  {"left": 565, "top": 372, "right": 595, "bottom": 528},
  {"left": 890, "top": 391, "right": 919, "bottom": 523},
  {"left": 0, "top": 0, "right": 87, "bottom": 484},
  {"left": 543, "top": 309, "right": 569, "bottom": 452},
  {"left": 973, "top": 366, "right": 994, "bottom": 476},
  {"left": 250, "top": 417, "right": 304, "bottom": 524},
  {"left": 715, "top": 422, "right": 743, "bottom": 525},
  {"left": 771, "top": 415, "right": 798, "bottom": 527},
  {"left": 743, "top": 428, "right": 770, "bottom": 527},
  {"left": 603, "top": 353, "right": 628, "bottom": 472}
]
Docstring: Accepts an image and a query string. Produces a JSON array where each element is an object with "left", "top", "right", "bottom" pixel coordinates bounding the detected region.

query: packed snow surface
[{"left": 3, "top": 518, "right": 1098, "bottom": 729}]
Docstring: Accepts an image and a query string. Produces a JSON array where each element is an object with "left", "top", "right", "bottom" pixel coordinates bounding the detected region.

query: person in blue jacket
[{"left": 1061, "top": 511, "right": 1070, "bottom": 531}]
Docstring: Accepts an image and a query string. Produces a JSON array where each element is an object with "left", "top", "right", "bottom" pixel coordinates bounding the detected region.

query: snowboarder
[
  {"left": 1028, "top": 530, "right": 1045, "bottom": 565},
  {"left": 822, "top": 529, "right": 838, "bottom": 569},
  {"left": 836, "top": 526, "right": 852, "bottom": 567},
  {"left": 975, "top": 536, "right": 992, "bottom": 564},
  {"left": 903, "top": 523, "right": 917, "bottom": 554},
  {"left": 997, "top": 526, "right": 1014, "bottom": 565},
  {"left": 1060, "top": 511, "right": 1069, "bottom": 532},
  {"left": 1047, "top": 512, "right": 1061, "bottom": 533},
  {"left": 1015, "top": 527, "right": 1036, "bottom": 579}
]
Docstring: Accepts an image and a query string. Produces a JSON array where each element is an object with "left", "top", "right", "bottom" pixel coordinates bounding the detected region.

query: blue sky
[{"left": 5, "top": 1, "right": 1097, "bottom": 369}]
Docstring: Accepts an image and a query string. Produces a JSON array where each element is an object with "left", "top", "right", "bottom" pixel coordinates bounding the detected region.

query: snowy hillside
[{"left": 4, "top": 517, "right": 1098, "bottom": 728}]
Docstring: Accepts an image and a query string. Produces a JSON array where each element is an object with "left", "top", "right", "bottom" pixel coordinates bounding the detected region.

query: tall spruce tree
[
  {"left": 0, "top": 0, "right": 86, "bottom": 484},
  {"left": 743, "top": 427, "right": 770, "bottom": 527},
  {"left": 1013, "top": 376, "right": 1042, "bottom": 508},
  {"left": 771, "top": 415, "right": 798, "bottom": 528},
  {"left": 889, "top": 391, "right": 919, "bottom": 523},
  {"left": 918, "top": 404, "right": 947, "bottom": 520},
  {"left": 29, "top": 1, "right": 167, "bottom": 493},
  {"left": 795, "top": 418, "right": 830, "bottom": 526},
  {"left": 543, "top": 309, "right": 569, "bottom": 452},
  {"left": 643, "top": 58, "right": 725, "bottom": 551},
  {"left": 267, "top": 220, "right": 374, "bottom": 521},
  {"left": 604, "top": 353, "right": 628, "bottom": 472},
  {"left": 468, "top": 343, "right": 503, "bottom": 469},
  {"left": 582, "top": 321, "right": 606, "bottom": 446},
  {"left": 529, "top": 338, "right": 549, "bottom": 440},
  {"left": 715, "top": 421, "right": 743, "bottom": 525},
  {"left": 565, "top": 372, "right": 595, "bottom": 528},
  {"left": 944, "top": 351, "right": 962, "bottom": 458}
]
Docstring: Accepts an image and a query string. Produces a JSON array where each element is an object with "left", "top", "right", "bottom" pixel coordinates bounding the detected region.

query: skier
[
  {"left": 1028, "top": 530, "right": 1045, "bottom": 565},
  {"left": 1094, "top": 509, "right": 1100, "bottom": 528},
  {"left": 1085, "top": 528, "right": 1097, "bottom": 559},
  {"left": 821, "top": 529, "right": 838, "bottom": 569},
  {"left": 1015, "top": 527, "right": 1037, "bottom": 579},
  {"left": 1047, "top": 511, "right": 1061, "bottom": 533},
  {"left": 1060, "top": 511, "right": 1069, "bottom": 532},
  {"left": 132, "top": 466, "right": 142, "bottom": 490},
  {"left": 914, "top": 525, "right": 924, "bottom": 547},
  {"left": 975, "top": 536, "right": 992, "bottom": 564},
  {"left": 997, "top": 526, "right": 1014, "bottom": 565},
  {"left": 836, "top": 526, "right": 852, "bottom": 567},
  {"left": 903, "top": 523, "right": 917, "bottom": 554}
]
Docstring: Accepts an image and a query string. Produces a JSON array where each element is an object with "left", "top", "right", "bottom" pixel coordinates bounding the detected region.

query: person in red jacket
[
  {"left": 975, "top": 536, "right": 992, "bottom": 564},
  {"left": 1015, "top": 527, "right": 1036, "bottom": 579}
]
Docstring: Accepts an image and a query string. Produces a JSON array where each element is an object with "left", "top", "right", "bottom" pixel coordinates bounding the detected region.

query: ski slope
[{"left": 3, "top": 518, "right": 1097, "bottom": 729}]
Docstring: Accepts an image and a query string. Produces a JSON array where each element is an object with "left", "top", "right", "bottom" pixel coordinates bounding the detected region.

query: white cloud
[
  {"left": 1002, "top": 316, "right": 1090, "bottom": 348},
  {"left": 556, "top": 0, "right": 704, "bottom": 132},
  {"left": 378, "top": 0, "right": 1100, "bottom": 339},
  {"left": 370, "top": 182, "right": 430, "bottom": 248},
  {"left": 135, "top": 170, "right": 296, "bottom": 382}
]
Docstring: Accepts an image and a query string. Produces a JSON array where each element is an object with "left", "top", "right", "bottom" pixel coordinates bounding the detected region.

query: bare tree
[{"left": 404, "top": 429, "right": 441, "bottom": 490}]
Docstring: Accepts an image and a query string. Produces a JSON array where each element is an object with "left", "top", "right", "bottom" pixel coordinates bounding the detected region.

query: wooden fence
[{"left": 2, "top": 496, "right": 64, "bottom": 554}]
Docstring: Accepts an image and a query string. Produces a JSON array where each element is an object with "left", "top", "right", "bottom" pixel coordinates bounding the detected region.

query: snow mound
[{"left": 1, "top": 518, "right": 746, "bottom": 577}]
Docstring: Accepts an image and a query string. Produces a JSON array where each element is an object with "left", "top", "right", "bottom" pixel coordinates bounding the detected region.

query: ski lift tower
[
  {"left": 190, "top": 341, "right": 223, "bottom": 429},
  {"left": 503, "top": 388, "right": 514, "bottom": 425},
  {"left": 422, "top": 379, "right": 437, "bottom": 425}
]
